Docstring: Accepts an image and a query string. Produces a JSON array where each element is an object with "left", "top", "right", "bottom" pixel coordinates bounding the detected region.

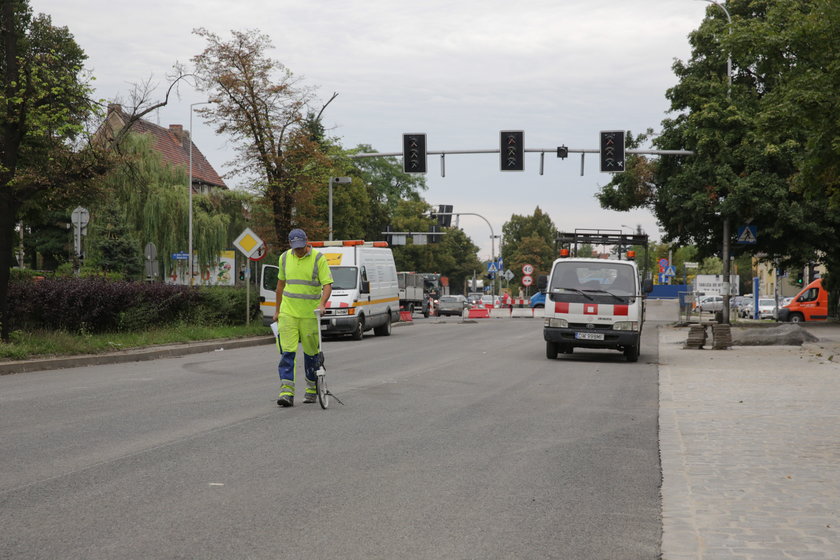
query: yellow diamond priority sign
[{"left": 233, "top": 228, "right": 264, "bottom": 258}]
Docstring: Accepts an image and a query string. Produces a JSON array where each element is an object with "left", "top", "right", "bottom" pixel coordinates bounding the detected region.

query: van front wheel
[
  {"left": 351, "top": 316, "right": 365, "bottom": 340},
  {"left": 546, "top": 341, "right": 559, "bottom": 360},
  {"left": 789, "top": 312, "right": 804, "bottom": 324}
]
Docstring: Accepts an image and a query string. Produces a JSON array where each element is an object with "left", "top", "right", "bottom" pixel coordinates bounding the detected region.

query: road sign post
[{"left": 233, "top": 228, "right": 265, "bottom": 325}]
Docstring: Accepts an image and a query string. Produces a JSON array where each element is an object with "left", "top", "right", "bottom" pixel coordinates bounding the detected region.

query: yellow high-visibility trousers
[{"left": 277, "top": 313, "right": 320, "bottom": 397}]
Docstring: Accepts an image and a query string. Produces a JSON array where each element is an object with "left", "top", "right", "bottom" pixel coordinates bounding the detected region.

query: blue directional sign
[
  {"left": 172, "top": 252, "right": 190, "bottom": 260},
  {"left": 736, "top": 225, "right": 757, "bottom": 244}
]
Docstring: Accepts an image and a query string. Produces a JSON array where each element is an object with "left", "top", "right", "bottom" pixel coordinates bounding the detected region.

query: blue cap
[{"left": 288, "top": 228, "right": 308, "bottom": 249}]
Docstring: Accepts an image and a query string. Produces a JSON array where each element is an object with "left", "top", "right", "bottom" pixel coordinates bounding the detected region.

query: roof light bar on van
[
  {"left": 309, "top": 240, "right": 368, "bottom": 247},
  {"left": 626, "top": 250, "right": 636, "bottom": 260},
  {"left": 559, "top": 249, "right": 570, "bottom": 258}
]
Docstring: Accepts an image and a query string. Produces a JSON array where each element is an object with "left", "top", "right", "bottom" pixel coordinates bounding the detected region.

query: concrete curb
[
  {"left": 0, "top": 320, "right": 417, "bottom": 376},
  {"left": 0, "top": 336, "right": 277, "bottom": 376}
]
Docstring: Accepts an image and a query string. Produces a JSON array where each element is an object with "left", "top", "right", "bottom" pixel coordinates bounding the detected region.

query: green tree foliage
[
  {"left": 501, "top": 207, "right": 558, "bottom": 278},
  {"left": 94, "top": 133, "right": 244, "bottom": 276},
  {"left": 0, "top": 1, "right": 101, "bottom": 340},
  {"left": 348, "top": 145, "right": 427, "bottom": 242},
  {"left": 192, "top": 28, "right": 335, "bottom": 250},
  {"left": 596, "top": 0, "right": 840, "bottom": 303}
]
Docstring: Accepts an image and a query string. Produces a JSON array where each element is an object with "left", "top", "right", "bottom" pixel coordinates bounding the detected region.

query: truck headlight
[
  {"left": 545, "top": 318, "right": 568, "bottom": 328},
  {"left": 613, "top": 321, "right": 639, "bottom": 331},
  {"left": 332, "top": 308, "right": 355, "bottom": 316}
]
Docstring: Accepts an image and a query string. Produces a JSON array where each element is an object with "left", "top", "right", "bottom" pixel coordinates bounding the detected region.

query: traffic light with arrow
[
  {"left": 402, "top": 133, "right": 427, "bottom": 174},
  {"left": 500, "top": 130, "right": 524, "bottom": 171},
  {"left": 599, "top": 130, "right": 625, "bottom": 173}
]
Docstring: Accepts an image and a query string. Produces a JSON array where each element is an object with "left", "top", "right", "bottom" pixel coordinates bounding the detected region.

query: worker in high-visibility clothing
[{"left": 272, "top": 229, "right": 333, "bottom": 407}]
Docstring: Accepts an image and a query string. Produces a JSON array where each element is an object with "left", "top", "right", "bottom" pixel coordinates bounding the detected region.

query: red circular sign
[
  {"left": 522, "top": 264, "right": 534, "bottom": 275},
  {"left": 522, "top": 274, "right": 533, "bottom": 286},
  {"left": 248, "top": 243, "right": 267, "bottom": 261}
]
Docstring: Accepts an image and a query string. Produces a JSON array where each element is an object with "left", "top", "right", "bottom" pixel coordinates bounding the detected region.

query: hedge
[{"left": 7, "top": 277, "right": 261, "bottom": 333}]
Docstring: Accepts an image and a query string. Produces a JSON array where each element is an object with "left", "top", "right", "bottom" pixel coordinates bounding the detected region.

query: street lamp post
[
  {"left": 328, "top": 177, "right": 352, "bottom": 240},
  {"left": 431, "top": 210, "right": 496, "bottom": 297},
  {"left": 188, "top": 101, "right": 210, "bottom": 286},
  {"left": 701, "top": 0, "right": 733, "bottom": 324}
]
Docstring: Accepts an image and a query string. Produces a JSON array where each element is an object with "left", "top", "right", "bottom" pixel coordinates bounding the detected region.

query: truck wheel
[
  {"left": 624, "top": 342, "right": 640, "bottom": 362},
  {"left": 351, "top": 316, "right": 365, "bottom": 340},
  {"left": 374, "top": 312, "right": 392, "bottom": 336},
  {"left": 789, "top": 312, "right": 804, "bottom": 324},
  {"left": 546, "top": 341, "right": 559, "bottom": 359}
]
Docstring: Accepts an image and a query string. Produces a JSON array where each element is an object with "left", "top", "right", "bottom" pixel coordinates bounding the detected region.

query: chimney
[{"left": 107, "top": 103, "right": 122, "bottom": 115}]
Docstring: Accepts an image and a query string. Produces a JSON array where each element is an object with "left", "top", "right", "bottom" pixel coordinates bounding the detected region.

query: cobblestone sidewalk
[{"left": 659, "top": 324, "right": 840, "bottom": 560}]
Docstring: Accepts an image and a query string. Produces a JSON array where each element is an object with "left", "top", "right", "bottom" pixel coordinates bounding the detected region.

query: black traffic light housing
[
  {"left": 557, "top": 145, "right": 568, "bottom": 159},
  {"left": 402, "top": 133, "right": 427, "bottom": 174},
  {"left": 500, "top": 130, "right": 524, "bottom": 171},
  {"left": 436, "top": 205, "right": 453, "bottom": 227},
  {"left": 599, "top": 130, "right": 626, "bottom": 173}
]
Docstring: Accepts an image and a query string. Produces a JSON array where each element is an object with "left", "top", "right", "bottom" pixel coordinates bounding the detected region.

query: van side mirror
[
  {"left": 643, "top": 279, "right": 653, "bottom": 293},
  {"left": 537, "top": 275, "right": 548, "bottom": 290},
  {"left": 361, "top": 280, "right": 371, "bottom": 294}
]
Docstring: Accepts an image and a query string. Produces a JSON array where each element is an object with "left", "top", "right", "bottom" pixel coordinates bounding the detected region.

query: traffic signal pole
[{"left": 351, "top": 147, "right": 693, "bottom": 177}]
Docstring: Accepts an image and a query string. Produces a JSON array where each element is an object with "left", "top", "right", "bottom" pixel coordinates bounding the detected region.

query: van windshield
[
  {"left": 549, "top": 262, "right": 637, "bottom": 301},
  {"left": 330, "top": 266, "right": 357, "bottom": 290}
]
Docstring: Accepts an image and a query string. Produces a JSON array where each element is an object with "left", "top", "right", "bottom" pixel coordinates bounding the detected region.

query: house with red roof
[{"left": 103, "top": 104, "right": 226, "bottom": 192}]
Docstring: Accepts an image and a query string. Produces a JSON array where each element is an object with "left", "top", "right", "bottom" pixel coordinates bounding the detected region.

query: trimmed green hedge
[{"left": 7, "top": 277, "right": 261, "bottom": 333}]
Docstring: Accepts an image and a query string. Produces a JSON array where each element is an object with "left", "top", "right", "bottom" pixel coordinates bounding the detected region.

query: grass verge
[{"left": 0, "top": 323, "right": 271, "bottom": 361}]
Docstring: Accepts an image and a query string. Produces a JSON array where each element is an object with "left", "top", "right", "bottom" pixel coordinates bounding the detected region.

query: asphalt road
[{"left": 1, "top": 315, "right": 662, "bottom": 559}]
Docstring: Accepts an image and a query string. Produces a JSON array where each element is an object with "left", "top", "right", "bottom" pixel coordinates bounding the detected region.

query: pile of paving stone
[
  {"left": 731, "top": 324, "right": 819, "bottom": 346},
  {"left": 684, "top": 324, "right": 708, "bottom": 349}
]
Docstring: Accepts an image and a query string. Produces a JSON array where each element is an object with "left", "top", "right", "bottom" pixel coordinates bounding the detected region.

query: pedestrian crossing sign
[{"left": 736, "top": 225, "right": 758, "bottom": 244}]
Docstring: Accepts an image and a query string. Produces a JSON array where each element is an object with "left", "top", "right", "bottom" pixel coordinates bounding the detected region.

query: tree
[
  {"left": 596, "top": 1, "right": 840, "bottom": 316},
  {"left": 93, "top": 132, "right": 242, "bottom": 277},
  {"left": 501, "top": 207, "right": 558, "bottom": 278},
  {"left": 0, "top": 2, "right": 100, "bottom": 340},
  {"left": 191, "top": 28, "right": 336, "bottom": 249}
]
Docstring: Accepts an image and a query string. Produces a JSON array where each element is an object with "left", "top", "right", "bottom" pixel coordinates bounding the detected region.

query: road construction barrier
[
  {"left": 467, "top": 307, "right": 491, "bottom": 319},
  {"left": 510, "top": 307, "right": 534, "bottom": 318},
  {"left": 399, "top": 310, "right": 413, "bottom": 322},
  {"left": 489, "top": 308, "right": 510, "bottom": 318}
]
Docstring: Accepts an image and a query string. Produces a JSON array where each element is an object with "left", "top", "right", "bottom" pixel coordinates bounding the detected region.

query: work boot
[
  {"left": 303, "top": 393, "right": 317, "bottom": 404},
  {"left": 276, "top": 395, "right": 294, "bottom": 407}
]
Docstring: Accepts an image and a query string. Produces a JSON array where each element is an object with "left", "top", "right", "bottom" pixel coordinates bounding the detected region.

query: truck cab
[
  {"left": 777, "top": 278, "right": 828, "bottom": 323},
  {"left": 539, "top": 254, "right": 650, "bottom": 362}
]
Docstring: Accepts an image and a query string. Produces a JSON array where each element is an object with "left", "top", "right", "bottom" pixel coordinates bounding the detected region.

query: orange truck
[{"left": 777, "top": 278, "right": 829, "bottom": 323}]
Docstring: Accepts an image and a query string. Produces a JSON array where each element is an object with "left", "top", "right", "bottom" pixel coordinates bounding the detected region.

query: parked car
[
  {"left": 757, "top": 298, "right": 777, "bottom": 320},
  {"left": 466, "top": 292, "right": 484, "bottom": 306},
  {"left": 737, "top": 295, "right": 755, "bottom": 318},
  {"left": 730, "top": 295, "right": 746, "bottom": 310},
  {"left": 436, "top": 295, "right": 467, "bottom": 317},
  {"left": 529, "top": 291, "right": 546, "bottom": 308},
  {"left": 696, "top": 295, "right": 724, "bottom": 313}
]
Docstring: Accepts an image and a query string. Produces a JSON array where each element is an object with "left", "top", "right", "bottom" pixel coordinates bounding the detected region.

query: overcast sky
[{"left": 33, "top": 0, "right": 710, "bottom": 260}]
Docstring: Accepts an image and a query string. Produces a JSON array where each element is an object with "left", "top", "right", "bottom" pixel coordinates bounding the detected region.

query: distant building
[{"left": 101, "top": 104, "right": 226, "bottom": 193}]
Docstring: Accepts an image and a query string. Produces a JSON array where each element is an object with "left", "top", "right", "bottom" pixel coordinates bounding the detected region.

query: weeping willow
[{"left": 92, "top": 133, "right": 244, "bottom": 279}]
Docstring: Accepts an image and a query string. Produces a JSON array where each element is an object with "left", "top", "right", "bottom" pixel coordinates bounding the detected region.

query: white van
[
  {"left": 538, "top": 253, "right": 651, "bottom": 362},
  {"left": 260, "top": 240, "right": 400, "bottom": 339}
]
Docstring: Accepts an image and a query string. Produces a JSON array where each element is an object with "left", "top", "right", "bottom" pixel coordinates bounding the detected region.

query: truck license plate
[
  {"left": 320, "top": 323, "right": 328, "bottom": 331},
  {"left": 575, "top": 332, "right": 604, "bottom": 341}
]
